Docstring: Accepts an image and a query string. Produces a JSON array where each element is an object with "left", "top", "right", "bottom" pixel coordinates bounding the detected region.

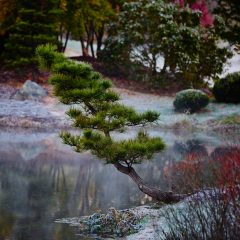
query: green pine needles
[
  {"left": 4, "top": 0, "right": 61, "bottom": 68},
  {"left": 36, "top": 44, "right": 165, "bottom": 167}
]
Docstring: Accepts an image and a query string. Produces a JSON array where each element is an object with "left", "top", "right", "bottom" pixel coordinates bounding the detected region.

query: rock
[
  {"left": 12, "top": 80, "right": 48, "bottom": 101},
  {"left": 57, "top": 207, "right": 142, "bottom": 238}
]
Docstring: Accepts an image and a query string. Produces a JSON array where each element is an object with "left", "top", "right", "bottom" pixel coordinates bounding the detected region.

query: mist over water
[{"left": 0, "top": 126, "right": 239, "bottom": 239}]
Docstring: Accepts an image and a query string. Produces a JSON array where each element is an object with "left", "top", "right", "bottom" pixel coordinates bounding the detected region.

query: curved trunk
[{"left": 114, "top": 162, "right": 189, "bottom": 203}]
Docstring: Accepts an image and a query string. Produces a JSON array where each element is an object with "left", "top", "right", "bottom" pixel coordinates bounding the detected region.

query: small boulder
[
  {"left": 12, "top": 80, "right": 48, "bottom": 101},
  {"left": 173, "top": 89, "right": 209, "bottom": 113}
]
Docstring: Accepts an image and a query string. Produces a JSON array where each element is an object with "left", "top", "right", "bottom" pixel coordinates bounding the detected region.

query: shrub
[
  {"left": 173, "top": 89, "right": 209, "bottom": 113},
  {"left": 160, "top": 145, "right": 240, "bottom": 240},
  {"left": 213, "top": 72, "right": 240, "bottom": 103},
  {"left": 157, "top": 187, "right": 240, "bottom": 240}
]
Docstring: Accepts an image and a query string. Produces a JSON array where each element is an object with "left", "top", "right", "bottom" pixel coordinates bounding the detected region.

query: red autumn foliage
[
  {"left": 164, "top": 145, "right": 240, "bottom": 193},
  {"left": 191, "top": 0, "right": 214, "bottom": 26},
  {"left": 211, "top": 147, "right": 240, "bottom": 199},
  {"left": 174, "top": 0, "right": 215, "bottom": 27},
  {"left": 162, "top": 146, "right": 239, "bottom": 239}
]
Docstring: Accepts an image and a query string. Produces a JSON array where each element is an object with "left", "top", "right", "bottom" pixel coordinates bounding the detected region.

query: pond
[{"left": 0, "top": 126, "right": 239, "bottom": 239}]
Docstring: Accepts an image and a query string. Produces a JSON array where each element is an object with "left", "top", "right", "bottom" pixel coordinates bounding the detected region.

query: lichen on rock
[{"left": 56, "top": 207, "right": 142, "bottom": 238}]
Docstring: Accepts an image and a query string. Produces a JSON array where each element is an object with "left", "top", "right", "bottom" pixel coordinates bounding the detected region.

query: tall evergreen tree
[
  {"left": 0, "top": 0, "right": 18, "bottom": 55},
  {"left": 3, "top": 0, "right": 61, "bottom": 68},
  {"left": 36, "top": 44, "right": 191, "bottom": 203}
]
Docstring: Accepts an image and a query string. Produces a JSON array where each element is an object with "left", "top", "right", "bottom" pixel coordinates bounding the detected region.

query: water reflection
[{"left": 0, "top": 127, "right": 239, "bottom": 239}]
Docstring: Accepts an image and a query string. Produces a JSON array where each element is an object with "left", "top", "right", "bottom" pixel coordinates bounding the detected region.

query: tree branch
[{"left": 114, "top": 162, "right": 189, "bottom": 203}]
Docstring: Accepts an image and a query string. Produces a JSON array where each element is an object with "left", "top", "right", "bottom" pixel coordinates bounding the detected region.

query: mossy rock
[
  {"left": 173, "top": 89, "right": 209, "bottom": 113},
  {"left": 213, "top": 72, "right": 240, "bottom": 103}
]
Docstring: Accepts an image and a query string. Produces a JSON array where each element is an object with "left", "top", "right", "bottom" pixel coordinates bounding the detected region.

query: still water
[{"left": 0, "top": 126, "right": 239, "bottom": 239}]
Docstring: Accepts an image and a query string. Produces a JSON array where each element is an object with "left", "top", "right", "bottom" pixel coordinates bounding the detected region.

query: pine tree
[
  {"left": 3, "top": 0, "right": 61, "bottom": 68},
  {"left": 0, "top": 0, "right": 18, "bottom": 56},
  {"left": 0, "top": 0, "right": 18, "bottom": 36},
  {"left": 36, "top": 44, "right": 190, "bottom": 203}
]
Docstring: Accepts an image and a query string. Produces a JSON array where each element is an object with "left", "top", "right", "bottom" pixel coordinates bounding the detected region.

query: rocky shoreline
[{"left": 56, "top": 188, "right": 233, "bottom": 240}]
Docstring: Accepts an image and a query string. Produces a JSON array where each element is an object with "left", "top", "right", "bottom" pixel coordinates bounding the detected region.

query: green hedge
[
  {"left": 173, "top": 89, "right": 209, "bottom": 113},
  {"left": 213, "top": 72, "right": 240, "bottom": 103}
]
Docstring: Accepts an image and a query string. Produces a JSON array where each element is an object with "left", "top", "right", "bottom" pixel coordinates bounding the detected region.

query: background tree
[
  {"left": 36, "top": 44, "right": 191, "bottom": 203},
  {"left": 0, "top": 0, "right": 17, "bottom": 35},
  {"left": 173, "top": 0, "right": 215, "bottom": 27},
  {"left": 100, "top": 0, "right": 231, "bottom": 87},
  {"left": 0, "top": 0, "right": 18, "bottom": 55},
  {"left": 3, "top": 0, "right": 61, "bottom": 68},
  {"left": 58, "top": 0, "right": 77, "bottom": 52},
  {"left": 62, "top": 0, "right": 115, "bottom": 58},
  {"left": 214, "top": 0, "right": 240, "bottom": 46}
]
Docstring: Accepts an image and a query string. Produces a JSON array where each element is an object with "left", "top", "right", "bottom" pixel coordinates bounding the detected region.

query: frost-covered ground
[
  {"left": 0, "top": 85, "right": 70, "bottom": 128},
  {"left": 117, "top": 88, "right": 240, "bottom": 128},
  {"left": 1, "top": 85, "right": 240, "bottom": 130}
]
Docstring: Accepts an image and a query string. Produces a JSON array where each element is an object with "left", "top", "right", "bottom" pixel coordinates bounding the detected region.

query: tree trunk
[
  {"left": 90, "top": 40, "right": 95, "bottom": 58},
  {"left": 161, "top": 58, "right": 167, "bottom": 74},
  {"left": 89, "top": 28, "right": 95, "bottom": 58},
  {"left": 89, "top": 22, "right": 95, "bottom": 58},
  {"left": 80, "top": 38, "right": 89, "bottom": 57},
  {"left": 114, "top": 162, "right": 189, "bottom": 203},
  {"left": 151, "top": 54, "right": 157, "bottom": 76},
  {"left": 84, "top": 23, "right": 91, "bottom": 57},
  {"left": 62, "top": 31, "right": 70, "bottom": 52},
  {"left": 59, "top": 24, "right": 63, "bottom": 47},
  {"left": 95, "top": 26, "right": 104, "bottom": 57}
]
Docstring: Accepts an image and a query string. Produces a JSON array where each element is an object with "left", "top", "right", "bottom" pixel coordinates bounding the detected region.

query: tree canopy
[
  {"left": 100, "top": 0, "right": 231, "bottom": 87},
  {"left": 58, "top": 0, "right": 116, "bottom": 57},
  {"left": 36, "top": 44, "right": 164, "bottom": 165}
]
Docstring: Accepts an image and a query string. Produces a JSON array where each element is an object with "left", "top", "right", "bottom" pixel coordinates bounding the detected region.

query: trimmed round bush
[
  {"left": 213, "top": 72, "right": 240, "bottom": 103},
  {"left": 173, "top": 89, "right": 209, "bottom": 113}
]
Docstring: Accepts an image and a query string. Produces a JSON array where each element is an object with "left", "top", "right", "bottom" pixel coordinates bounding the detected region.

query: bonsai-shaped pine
[{"left": 36, "top": 44, "right": 189, "bottom": 203}]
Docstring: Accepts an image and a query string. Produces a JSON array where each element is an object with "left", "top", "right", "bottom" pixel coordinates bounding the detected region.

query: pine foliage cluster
[{"left": 36, "top": 44, "right": 165, "bottom": 166}]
